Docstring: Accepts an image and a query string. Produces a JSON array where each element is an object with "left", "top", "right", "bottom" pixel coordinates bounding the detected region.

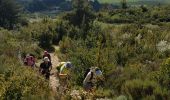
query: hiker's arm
[
  {"left": 83, "top": 73, "right": 91, "bottom": 84},
  {"left": 39, "top": 64, "right": 43, "bottom": 73},
  {"left": 49, "top": 62, "right": 52, "bottom": 71},
  {"left": 49, "top": 65, "right": 52, "bottom": 71},
  {"left": 59, "top": 73, "right": 67, "bottom": 76},
  {"left": 48, "top": 54, "right": 51, "bottom": 61}
]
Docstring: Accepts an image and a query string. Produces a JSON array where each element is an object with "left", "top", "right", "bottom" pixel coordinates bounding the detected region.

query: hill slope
[{"left": 98, "top": 0, "right": 170, "bottom": 4}]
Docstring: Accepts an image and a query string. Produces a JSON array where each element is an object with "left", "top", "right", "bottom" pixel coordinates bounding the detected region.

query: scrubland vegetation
[{"left": 0, "top": 0, "right": 170, "bottom": 99}]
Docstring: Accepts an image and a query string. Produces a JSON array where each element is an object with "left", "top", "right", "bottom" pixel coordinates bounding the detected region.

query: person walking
[
  {"left": 39, "top": 57, "right": 52, "bottom": 80},
  {"left": 83, "top": 67, "right": 103, "bottom": 92}
]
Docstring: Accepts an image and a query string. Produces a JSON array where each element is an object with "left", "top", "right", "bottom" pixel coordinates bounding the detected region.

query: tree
[
  {"left": 62, "top": 0, "right": 95, "bottom": 38},
  {"left": 121, "top": 0, "right": 127, "bottom": 9},
  {"left": 27, "top": 0, "right": 47, "bottom": 12},
  {"left": 71, "top": 0, "right": 95, "bottom": 26},
  {"left": 43, "top": 0, "right": 63, "bottom": 6},
  {"left": 90, "top": 0, "right": 101, "bottom": 11},
  {"left": 0, "top": 0, "right": 22, "bottom": 29}
]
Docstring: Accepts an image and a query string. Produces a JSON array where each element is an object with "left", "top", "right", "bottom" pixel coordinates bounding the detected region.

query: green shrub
[
  {"left": 0, "top": 66, "right": 51, "bottom": 100},
  {"left": 58, "top": 16, "right": 170, "bottom": 98},
  {"left": 122, "top": 79, "right": 168, "bottom": 100},
  {"left": 159, "top": 58, "right": 170, "bottom": 89},
  {"left": 39, "top": 32, "right": 53, "bottom": 49},
  {"left": 0, "top": 27, "right": 52, "bottom": 100}
]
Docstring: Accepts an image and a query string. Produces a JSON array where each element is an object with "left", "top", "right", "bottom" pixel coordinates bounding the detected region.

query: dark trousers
[{"left": 41, "top": 69, "right": 50, "bottom": 79}]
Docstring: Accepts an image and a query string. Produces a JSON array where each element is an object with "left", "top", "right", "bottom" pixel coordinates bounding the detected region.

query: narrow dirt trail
[
  {"left": 48, "top": 50, "right": 92, "bottom": 99},
  {"left": 49, "top": 53, "right": 60, "bottom": 93}
]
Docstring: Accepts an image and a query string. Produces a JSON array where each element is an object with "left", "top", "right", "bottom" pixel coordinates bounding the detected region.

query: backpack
[{"left": 84, "top": 68, "right": 93, "bottom": 80}]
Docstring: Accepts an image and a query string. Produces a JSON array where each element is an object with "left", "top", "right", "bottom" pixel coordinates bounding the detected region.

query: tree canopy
[{"left": 0, "top": 0, "right": 22, "bottom": 29}]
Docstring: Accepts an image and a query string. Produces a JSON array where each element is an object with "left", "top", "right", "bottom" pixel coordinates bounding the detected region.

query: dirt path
[
  {"left": 48, "top": 50, "right": 92, "bottom": 99},
  {"left": 49, "top": 53, "right": 60, "bottom": 93}
]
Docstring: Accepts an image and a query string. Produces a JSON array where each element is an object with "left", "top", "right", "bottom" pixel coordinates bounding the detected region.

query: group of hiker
[
  {"left": 23, "top": 51, "right": 52, "bottom": 79},
  {"left": 23, "top": 50, "right": 104, "bottom": 92}
]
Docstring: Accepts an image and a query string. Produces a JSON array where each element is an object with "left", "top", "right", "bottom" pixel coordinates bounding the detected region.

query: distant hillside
[
  {"left": 98, "top": 0, "right": 170, "bottom": 4},
  {"left": 16, "top": 0, "right": 170, "bottom": 13},
  {"left": 16, "top": 0, "right": 66, "bottom": 12}
]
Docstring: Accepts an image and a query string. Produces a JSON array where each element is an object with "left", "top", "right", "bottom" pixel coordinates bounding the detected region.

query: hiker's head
[
  {"left": 66, "top": 61, "right": 72, "bottom": 69},
  {"left": 44, "top": 51, "right": 48, "bottom": 55},
  {"left": 91, "top": 67, "right": 102, "bottom": 76},
  {"left": 44, "top": 57, "right": 49, "bottom": 63},
  {"left": 95, "top": 67, "right": 102, "bottom": 76}
]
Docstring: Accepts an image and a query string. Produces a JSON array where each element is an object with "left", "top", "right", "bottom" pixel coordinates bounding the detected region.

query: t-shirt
[
  {"left": 56, "top": 62, "right": 66, "bottom": 71},
  {"left": 40, "top": 62, "right": 52, "bottom": 70}
]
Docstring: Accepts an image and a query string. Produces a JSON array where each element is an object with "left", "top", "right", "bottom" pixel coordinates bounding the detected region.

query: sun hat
[
  {"left": 66, "top": 61, "right": 72, "bottom": 68},
  {"left": 44, "top": 57, "right": 49, "bottom": 62}
]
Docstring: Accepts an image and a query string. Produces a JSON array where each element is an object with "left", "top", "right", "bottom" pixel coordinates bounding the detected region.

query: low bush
[
  {"left": 0, "top": 28, "right": 52, "bottom": 99},
  {"left": 122, "top": 79, "right": 168, "bottom": 100}
]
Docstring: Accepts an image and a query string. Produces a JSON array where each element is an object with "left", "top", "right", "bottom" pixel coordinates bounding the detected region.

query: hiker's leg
[
  {"left": 41, "top": 70, "right": 45, "bottom": 75},
  {"left": 59, "top": 78, "right": 68, "bottom": 93},
  {"left": 84, "top": 82, "right": 92, "bottom": 92},
  {"left": 45, "top": 71, "right": 50, "bottom": 80}
]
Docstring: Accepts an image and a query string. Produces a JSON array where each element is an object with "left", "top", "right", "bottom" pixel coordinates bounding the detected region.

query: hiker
[
  {"left": 83, "top": 67, "right": 103, "bottom": 92},
  {"left": 24, "top": 54, "right": 35, "bottom": 68},
  {"left": 57, "top": 61, "right": 73, "bottom": 91},
  {"left": 39, "top": 57, "right": 52, "bottom": 80},
  {"left": 43, "top": 51, "right": 51, "bottom": 61}
]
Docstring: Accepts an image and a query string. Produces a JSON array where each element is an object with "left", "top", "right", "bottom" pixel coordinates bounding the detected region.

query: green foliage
[
  {"left": 159, "top": 58, "right": 170, "bottom": 89},
  {"left": 59, "top": 21, "right": 116, "bottom": 86},
  {"left": 98, "top": 5, "right": 170, "bottom": 24},
  {"left": 19, "top": 19, "right": 58, "bottom": 50},
  {"left": 94, "top": 88, "right": 114, "bottom": 98},
  {"left": 0, "top": 28, "right": 52, "bottom": 99},
  {"left": 0, "top": 67, "right": 51, "bottom": 100},
  {"left": 121, "top": 0, "right": 128, "bottom": 9},
  {"left": 58, "top": 6, "right": 170, "bottom": 97},
  {"left": 122, "top": 79, "right": 169, "bottom": 100},
  {"left": 1, "top": 1, "right": 170, "bottom": 99},
  {"left": 98, "top": 0, "right": 170, "bottom": 4},
  {"left": 0, "top": 0, "right": 22, "bottom": 29},
  {"left": 39, "top": 31, "right": 53, "bottom": 49},
  {"left": 27, "top": 0, "right": 47, "bottom": 12},
  {"left": 63, "top": 0, "right": 96, "bottom": 36}
]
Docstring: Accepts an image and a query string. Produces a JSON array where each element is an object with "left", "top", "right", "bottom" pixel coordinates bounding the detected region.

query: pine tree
[
  {"left": 71, "top": 0, "right": 95, "bottom": 26},
  {"left": 0, "top": 0, "right": 22, "bottom": 29},
  {"left": 121, "top": 0, "right": 127, "bottom": 9}
]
